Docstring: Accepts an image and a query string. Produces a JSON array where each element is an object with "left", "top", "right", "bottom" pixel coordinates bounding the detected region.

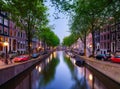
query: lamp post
[{"left": 4, "top": 41, "right": 9, "bottom": 64}]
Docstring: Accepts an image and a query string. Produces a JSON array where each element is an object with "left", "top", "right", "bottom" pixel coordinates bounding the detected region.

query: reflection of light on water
[
  {"left": 38, "top": 67, "right": 41, "bottom": 72},
  {"left": 50, "top": 54, "right": 52, "bottom": 60},
  {"left": 74, "top": 60, "right": 76, "bottom": 65},
  {"left": 53, "top": 52, "right": 56, "bottom": 58},
  {"left": 47, "top": 58, "right": 50, "bottom": 63},
  {"left": 89, "top": 74, "right": 93, "bottom": 81},
  {"left": 66, "top": 54, "right": 70, "bottom": 58},
  {"left": 36, "top": 65, "right": 39, "bottom": 69}
]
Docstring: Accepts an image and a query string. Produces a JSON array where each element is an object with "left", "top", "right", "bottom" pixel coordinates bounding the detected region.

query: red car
[
  {"left": 13, "top": 55, "right": 30, "bottom": 62},
  {"left": 110, "top": 55, "right": 120, "bottom": 63}
]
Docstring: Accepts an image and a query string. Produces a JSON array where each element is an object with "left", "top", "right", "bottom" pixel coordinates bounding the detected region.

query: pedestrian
[{"left": 4, "top": 53, "right": 8, "bottom": 64}]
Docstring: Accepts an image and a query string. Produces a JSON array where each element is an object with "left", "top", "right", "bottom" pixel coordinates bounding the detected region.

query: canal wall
[
  {"left": 0, "top": 53, "right": 51, "bottom": 86},
  {"left": 79, "top": 56, "right": 120, "bottom": 84}
]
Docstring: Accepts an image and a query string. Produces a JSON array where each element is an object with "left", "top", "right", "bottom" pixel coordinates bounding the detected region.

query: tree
[
  {"left": 37, "top": 27, "right": 60, "bottom": 50},
  {"left": 2, "top": 0, "right": 48, "bottom": 54},
  {"left": 62, "top": 34, "right": 78, "bottom": 47},
  {"left": 50, "top": 0, "right": 113, "bottom": 56}
]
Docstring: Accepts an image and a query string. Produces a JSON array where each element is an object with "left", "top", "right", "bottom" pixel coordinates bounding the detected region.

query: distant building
[{"left": 100, "top": 25, "right": 111, "bottom": 54}]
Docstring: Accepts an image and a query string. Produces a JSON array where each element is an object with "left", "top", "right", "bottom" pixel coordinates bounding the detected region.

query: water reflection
[
  {"left": 1, "top": 51, "right": 120, "bottom": 89},
  {"left": 64, "top": 55, "right": 90, "bottom": 89}
]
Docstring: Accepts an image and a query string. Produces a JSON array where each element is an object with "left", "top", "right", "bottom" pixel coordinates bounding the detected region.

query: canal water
[{"left": 0, "top": 51, "right": 119, "bottom": 89}]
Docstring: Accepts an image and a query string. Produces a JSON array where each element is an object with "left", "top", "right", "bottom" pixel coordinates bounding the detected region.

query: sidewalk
[
  {"left": 0, "top": 60, "right": 5, "bottom": 66},
  {"left": 80, "top": 56, "right": 120, "bottom": 84},
  {"left": 0, "top": 59, "right": 13, "bottom": 66}
]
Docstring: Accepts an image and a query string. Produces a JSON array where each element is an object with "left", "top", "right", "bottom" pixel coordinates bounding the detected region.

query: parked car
[
  {"left": 105, "top": 54, "right": 111, "bottom": 60},
  {"left": 110, "top": 55, "right": 120, "bottom": 63},
  {"left": 13, "top": 55, "right": 30, "bottom": 62},
  {"left": 95, "top": 54, "right": 108, "bottom": 61},
  {"left": 32, "top": 53, "right": 39, "bottom": 58}
]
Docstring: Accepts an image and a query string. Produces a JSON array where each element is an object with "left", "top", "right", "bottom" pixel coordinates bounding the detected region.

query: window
[
  {"left": 18, "top": 32, "right": 20, "bottom": 37},
  {"left": 117, "top": 24, "right": 120, "bottom": 30},
  {"left": 104, "top": 35, "right": 106, "bottom": 40},
  {"left": 17, "top": 42, "right": 19, "bottom": 49},
  {"left": 4, "top": 19, "right": 8, "bottom": 26},
  {"left": 21, "top": 32, "right": 22, "bottom": 38},
  {"left": 112, "top": 34, "right": 115, "bottom": 40},
  {"left": 14, "top": 31, "right": 16, "bottom": 36},
  {"left": 117, "top": 33, "right": 120, "bottom": 39},
  {"left": 0, "top": 26, "right": 3, "bottom": 34},
  {"left": 107, "top": 34, "right": 110, "bottom": 40},
  {"left": 10, "top": 30, "right": 12, "bottom": 36},
  {"left": 0, "top": 16, "right": 3, "bottom": 24},
  {"left": 0, "top": 36, "right": 4, "bottom": 41},
  {"left": 4, "top": 27, "right": 8, "bottom": 35},
  {"left": 21, "top": 44, "right": 22, "bottom": 48},
  {"left": 0, "top": 43, "right": 3, "bottom": 51}
]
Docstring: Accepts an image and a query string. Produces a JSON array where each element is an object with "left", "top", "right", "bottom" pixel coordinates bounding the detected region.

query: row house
[
  {"left": 93, "top": 29, "right": 100, "bottom": 55},
  {"left": 100, "top": 25, "right": 111, "bottom": 54},
  {"left": 0, "top": 11, "right": 9, "bottom": 54},
  {"left": 0, "top": 10, "right": 42, "bottom": 54},
  {"left": 9, "top": 21, "right": 27, "bottom": 54},
  {"left": 111, "top": 22, "right": 120, "bottom": 54},
  {"left": 71, "top": 38, "right": 84, "bottom": 53},
  {"left": 73, "top": 22, "right": 120, "bottom": 56},
  {"left": 116, "top": 22, "right": 120, "bottom": 53}
]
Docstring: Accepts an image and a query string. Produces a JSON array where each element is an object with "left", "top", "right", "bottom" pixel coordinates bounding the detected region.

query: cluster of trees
[
  {"left": 38, "top": 27, "right": 60, "bottom": 49},
  {"left": 0, "top": 0, "right": 60, "bottom": 54},
  {"left": 51, "top": 0, "right": 120, "bottom": 56},
  {"left": 62, "top": 34, "right": 78, "bottom": 47}
]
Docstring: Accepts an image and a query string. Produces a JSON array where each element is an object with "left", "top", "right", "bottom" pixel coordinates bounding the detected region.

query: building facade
[
  {"left": 111, "top": 22, "right": 120, "bottom": 54},
  {"left": 94, "top": 29, "right": 100, "bottom": 55},
  {"left": 0, "top": 11, "right": 9, "bottom": 54},
  {"left": 9, "top": 21, "right": 27, "bottom": 54},
  {"left": 100, "top": 25, "right": 111, "bottom": 54},
  {"left": 116, "top": 22, "right": 120, "bottom": 53}
]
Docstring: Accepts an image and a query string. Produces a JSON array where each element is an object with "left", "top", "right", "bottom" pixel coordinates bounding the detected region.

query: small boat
[{"left": 75, "top": 56, "right": 85, "bottom": 67}]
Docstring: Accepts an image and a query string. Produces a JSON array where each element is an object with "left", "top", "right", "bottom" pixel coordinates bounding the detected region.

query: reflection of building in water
[
  {"left": 53, "top": 52, "right": 57, "bottom": 58},
  {"left": 85, "top": 67, "right": 93, "bottom": 89},
  {"left": 94, "top": 77, "right": 107, "bottom": 89},
  {"left": 85, "top": 67, "right": 107, "bottom": 89}
]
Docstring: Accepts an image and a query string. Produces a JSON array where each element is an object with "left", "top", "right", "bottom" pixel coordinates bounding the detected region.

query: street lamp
[
  {"left": 3, "top": 41, "right": 9, "bottom": 64},
  {"left": 89, "top": 44, "right": 92, "bottom": 48}
]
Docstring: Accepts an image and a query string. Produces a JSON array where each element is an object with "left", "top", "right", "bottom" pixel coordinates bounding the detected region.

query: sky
[{"left": 45, "top": 0, "right": 70, "bottom": 43}]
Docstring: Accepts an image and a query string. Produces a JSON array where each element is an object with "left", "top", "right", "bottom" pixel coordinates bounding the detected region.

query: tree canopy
[
  {"left": 38, "top": 27, "right": 60, "bottom": 47},
  {"left": 51, "top": 0, "right": 120, "bottom": 55},
  {"left": 62, "top": 34, "right": 78, "bottom": 47},
  {"left": 1, "top": 0, "right": 60, "bottom": 53}
]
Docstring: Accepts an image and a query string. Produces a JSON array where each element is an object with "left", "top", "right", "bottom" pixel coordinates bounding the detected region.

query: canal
[{"left": 0, "top": 51, "right": 120, "bottom": 89}]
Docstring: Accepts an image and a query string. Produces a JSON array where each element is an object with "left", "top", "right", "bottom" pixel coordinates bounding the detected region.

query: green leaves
[
  {"left": 62, "top": 34, "right": 77, "bottom": 46},
  {"left": 38, "top": 27, "right": 60, "bottom": 47}
]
